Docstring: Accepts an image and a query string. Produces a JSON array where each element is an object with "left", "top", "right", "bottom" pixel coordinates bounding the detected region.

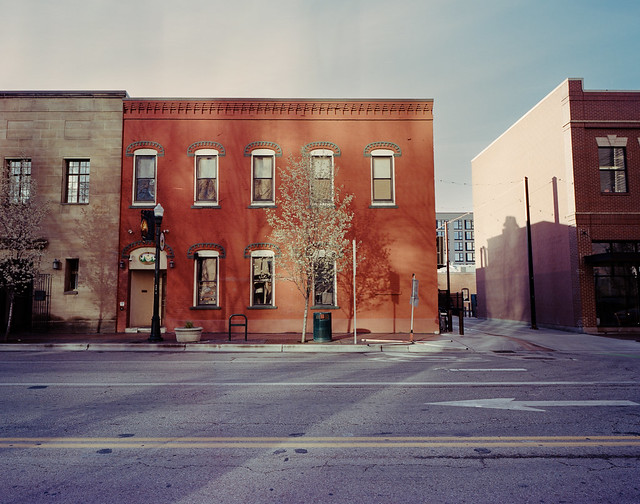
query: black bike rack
[{"left": 228, "top": 313, "right": 248, "bottom": 341}]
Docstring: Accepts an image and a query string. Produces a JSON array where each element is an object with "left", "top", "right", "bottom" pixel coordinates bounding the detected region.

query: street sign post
[{"left": 410, "top": 274, "right": 418, "bottom": 342}]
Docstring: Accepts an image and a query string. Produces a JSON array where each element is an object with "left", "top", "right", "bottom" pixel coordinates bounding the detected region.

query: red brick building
[
  {"left": 473, "top": 79, "right": 640, "bottom": 333},
  {"left": 117, "top": 99, "right": 437, "bottom": 335}
]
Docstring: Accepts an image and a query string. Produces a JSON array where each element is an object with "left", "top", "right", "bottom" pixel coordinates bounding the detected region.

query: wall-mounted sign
[{"left": 139, "top": 252, "right": 156, "bottom": 264}]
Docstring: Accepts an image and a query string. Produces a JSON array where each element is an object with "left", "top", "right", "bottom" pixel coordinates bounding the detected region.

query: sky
[{"left": 2, "top": 0, "right": 639, "bottom": 212}]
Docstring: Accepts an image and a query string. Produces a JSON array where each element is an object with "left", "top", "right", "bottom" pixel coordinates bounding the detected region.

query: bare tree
[
  {"left": 0, "top": 163, "right": 48, "bottom": 341},
  {"left": 266, "top": 152, "right": 354, "bottom": 342}
]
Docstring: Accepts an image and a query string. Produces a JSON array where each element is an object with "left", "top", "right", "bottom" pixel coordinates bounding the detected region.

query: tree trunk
[
  {"left": 3, "top": 291, "right": 15, "bottom": 342},
  {"left": 301, "top": 287, "right": 310, "bottom": 343}
]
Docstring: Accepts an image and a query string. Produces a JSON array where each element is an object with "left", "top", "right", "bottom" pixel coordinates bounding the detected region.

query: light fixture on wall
[
  {"left": 52, "top": 259, "right": 61, "bottom": 270},
  {"left": 119, "top": 260, "right": 126, "bottom": 269},
  {"left": 169, "top": 259, "right": 175, "bottom": 268}
]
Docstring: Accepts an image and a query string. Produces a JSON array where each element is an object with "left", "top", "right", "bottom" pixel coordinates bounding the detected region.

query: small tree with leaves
[
  {"left": 266, "top": 152, "right": 354, "bottom": 342},
  {"left": 0, "top": 165, "right": 48, "bottom": 341}
]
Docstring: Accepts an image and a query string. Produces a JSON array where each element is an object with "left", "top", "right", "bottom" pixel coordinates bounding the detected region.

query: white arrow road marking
[
  {"left": 426, "top": 398, "right": 640, "bottom": 412},
  {"left": 448, "top": 368, "right": 527, "bottom": 372}
]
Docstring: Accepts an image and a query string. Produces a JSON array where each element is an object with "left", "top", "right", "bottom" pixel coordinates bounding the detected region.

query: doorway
[{"left": 129, "top": 270, "right": 165, "bottom": 328}]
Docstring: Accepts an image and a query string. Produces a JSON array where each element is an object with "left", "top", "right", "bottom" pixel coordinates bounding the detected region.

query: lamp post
[{"left": 149, "top": 203, "right": 164, "bottom": 342}]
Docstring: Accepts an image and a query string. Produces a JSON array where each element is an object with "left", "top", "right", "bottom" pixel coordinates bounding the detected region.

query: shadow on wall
[
  {"left": 339, "top": 210, "right": 394, "bottom": 333},
  {"left": 476, "top": 215, "right": 579, "bottom": 328}
]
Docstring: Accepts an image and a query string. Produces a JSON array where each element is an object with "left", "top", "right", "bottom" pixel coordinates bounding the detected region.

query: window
[
  {"left": 454, "top": 242, "right": 463, "bottom": 251},
  {"left": 195, "top": 252, "right": 218, "bottom": 306},
  {"left": 7, "top": 159, "right": 31, "bottom": 204},
  {"left": 314, "top": 252, "right": 336, "bottom": 306},
  {"left": 454, "top": 231, "right": 463, "bottom": 240},
  {"left": 65, "top": 160, "right": 90, "bottom": 204},
  {"left": 466, "top": 252, "right": 475, "bottom": 262},
  {"left": 465, "top": 220, "right": 474, "bottom": 230},
  {"left": 465, "top": 231, "right": 474, "bottom": 240},
  {"left": 599, "top": 147, "right": 627, "bottom": 193},
  {"left": 454, "top": 253, "right": 464, "bottom": 262},
  {"left": 466, "top": 241, "right": 474, "bottom": 251},
  {"left": 252, "top": 150, "right": 275, "bottom": 205},
  {"left": 251, "top": 251, "right": 274, "bottom": 306},
  {"left": 133, "top": 150, "right": 156, "bottom": 204},
  {"left": 371, "top": 150, "right": 395, "bottom": 204},
  {"left": 64, "top": 258, "right": 79, "bottom": 292},
  {"left": 194, "top": 150, "right": 218, "bottom": 204},
  {"left": 310, "top": 150, "right": 333, "bottom": 204},
  {"left": 453, "top": 220, "right": 463, "bottom": 230}
]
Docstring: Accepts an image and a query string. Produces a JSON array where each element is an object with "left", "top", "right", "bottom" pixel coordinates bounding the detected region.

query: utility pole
[{"left": 524, "top": 177, "right": 537, "bottom": 330}]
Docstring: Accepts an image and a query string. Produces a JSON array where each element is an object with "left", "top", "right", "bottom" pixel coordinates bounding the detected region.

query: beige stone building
[{"left": 0, "top": 91, "right": 127, "bottom": 333}]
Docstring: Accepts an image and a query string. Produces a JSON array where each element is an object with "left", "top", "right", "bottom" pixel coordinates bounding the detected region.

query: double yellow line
[{"left": 2, "top": 436, "right": 640, "bottom": 449}]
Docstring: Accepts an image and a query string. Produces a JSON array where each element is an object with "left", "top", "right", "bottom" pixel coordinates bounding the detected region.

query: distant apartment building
[
  {"left": 0, "top": 91, "right": 126, "bottom": 333},
  {"left": 473, "top": 79, "right": 640, "bottom": 333},
  {"left": 436, "top": 212, "right": 475, "bottom": 268}
]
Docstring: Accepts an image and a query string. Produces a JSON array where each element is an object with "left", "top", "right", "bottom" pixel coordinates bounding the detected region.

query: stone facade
[{"left": 0, "top": 91, "right": 127, "bottom": 333}]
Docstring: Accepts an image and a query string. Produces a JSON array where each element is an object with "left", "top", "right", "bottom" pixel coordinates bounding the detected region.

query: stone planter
[{"left": 174, "top": 326, "right": 203, "bottom": 343}]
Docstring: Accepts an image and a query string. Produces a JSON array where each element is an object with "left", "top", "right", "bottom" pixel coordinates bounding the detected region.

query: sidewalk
[{"left": 0, "top": 318, "right": 638, "bottom": 354}]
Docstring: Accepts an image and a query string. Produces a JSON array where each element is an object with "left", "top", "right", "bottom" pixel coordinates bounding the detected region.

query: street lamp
[{"left": 149, "top": 203, "right": 164, "bottom": 342}]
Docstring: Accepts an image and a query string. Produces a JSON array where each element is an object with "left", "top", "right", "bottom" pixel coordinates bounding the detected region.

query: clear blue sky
[{"left": 2, "top": 0, "right": 639, "bottom": 211}]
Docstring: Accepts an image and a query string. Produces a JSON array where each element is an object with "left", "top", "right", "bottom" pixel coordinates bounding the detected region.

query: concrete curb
[{"left": 0, "top": 342, "right": 384, "bottom": 353}]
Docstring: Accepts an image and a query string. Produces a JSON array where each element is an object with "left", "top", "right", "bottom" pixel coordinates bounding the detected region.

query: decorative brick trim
[
  {"left": 121, "top": 240, "right": 175, "bottom": 259},
  {"left": 364, "top": 141, "right": 402, "bottom": 157},
  {"left": 125, "top": 141, "right": 165, "bottom": 157},
  {"left": 187, "top": 243, "right": 226, "bottom": 259},
  {"left": 243, "top": 141, "right": 283, "bottom": 157},
  {"left": 187, "top": 141, "right": 226, "bottom": 157},
  {"left": 243, "top": 243, "right": 281, "bottom": 258},
  {"left": 124, "top": 100, "right": 434, "bottom": 118},
  {"left": 303, "top": 141, "right": 341, "bottom": 156}
]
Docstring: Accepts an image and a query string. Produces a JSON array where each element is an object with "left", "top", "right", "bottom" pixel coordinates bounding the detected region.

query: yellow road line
[{"left": 1, "top": 436, "right": 639, "bottom": 449}]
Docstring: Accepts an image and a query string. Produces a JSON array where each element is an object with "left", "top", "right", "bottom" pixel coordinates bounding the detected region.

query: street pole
[
  {"left": 524, "top": 177, "right": 538, "bottom": 330},
  {"left": 149, "top": 203, "right": 164, "bottom": 342},
  {"left": 353, "top": 239, "right": 357, "bottom": 344},
  {"left": 445, "top": 221, "right": 452, "bottom": 332}
]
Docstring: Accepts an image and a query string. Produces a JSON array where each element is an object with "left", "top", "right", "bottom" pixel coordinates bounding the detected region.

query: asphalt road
[{"left": 1, "top": 348, "right": 639, "bottom": 503}]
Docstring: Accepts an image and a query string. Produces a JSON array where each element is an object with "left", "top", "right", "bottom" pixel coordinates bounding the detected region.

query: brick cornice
[{"left": 123, "top": 99, "right": 433, "bottom": 119}]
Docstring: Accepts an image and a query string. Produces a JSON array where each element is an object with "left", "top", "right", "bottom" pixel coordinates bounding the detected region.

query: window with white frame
[
  {"left": 194, "top": 149, "right": 218, "bottom": 204},
  {"left": 313, "top": 251, "right": 336, "bottom": 306},
  {"left": 6, "top": 158, "right": 31, "bottom": 204},
  {"left": 310, "top": 150, "right": 333, "bottom": 204},
  {"left": 65, "top": 159, "right": 90, "bottom": 204},
  {"left": 598, "top": 146, "right": 627, "bottom": 193},
  {"left": 133, "top": 149, "right": 157, "bottom": 204},
  {"left": 251, "top": 149, "right": 275, "bottom": 205},
  {"left": 251, "top": 250, "right": 274, "bottom": 306},
  {"left": 194, "top": 251, "right": 218, "bottom": 306},
  {"left": 370, "top": 149, "right": 395, "bottom": 204}
]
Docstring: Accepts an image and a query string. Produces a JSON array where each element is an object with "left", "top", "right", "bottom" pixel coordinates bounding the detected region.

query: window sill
[
  {"left": 369, "top": 204, "right": 398, "bottom": 209},
  {"left": 129, "top": 204, "right": 156, "bottom": 209},
  {"left": 191, "top": 204, "right": 221, "bottom": 209},
  {"left": 61, "top": 202, "right": 90, "bottom": 206},
  {"left": 190, "top": 305, "right": 221, "bottom": 310},
  {"left": 248, "top": 203, "right": 276, "bottom": 209},
  {"left": 311, "top": 305, "right": 340, "bottom": 310},
  {"left": 247, "top": 305, "right": 278, "bottom": 310},
  {"left": 600, "top": 192, "right": 629, "bottom": 195},
  {"left": 64, "top": 291, "right": 78, "bottom": 296}
]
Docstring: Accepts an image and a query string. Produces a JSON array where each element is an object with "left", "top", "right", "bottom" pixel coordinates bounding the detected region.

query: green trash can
[{"left": 313, "top": 312, "right": 332, "bottom": 342}]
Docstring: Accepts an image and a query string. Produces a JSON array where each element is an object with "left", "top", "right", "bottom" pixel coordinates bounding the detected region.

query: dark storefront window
[{"left": 590, "top": 241, "right": 640, "bottom": 327}]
